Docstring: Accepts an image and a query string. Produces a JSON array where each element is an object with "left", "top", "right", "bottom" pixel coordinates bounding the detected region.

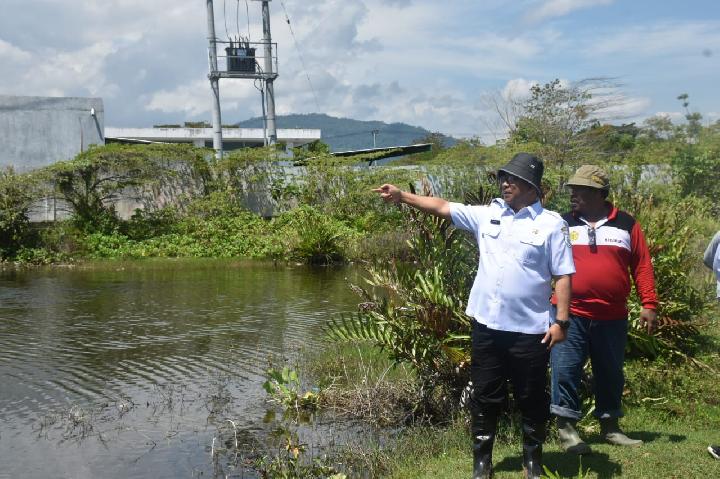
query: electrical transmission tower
[{"left": 205, "top": 0, "right": 279, "bottom": 159}]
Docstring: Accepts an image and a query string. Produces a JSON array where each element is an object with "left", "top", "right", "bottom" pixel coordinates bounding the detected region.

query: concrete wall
[{"left": 0, "top": 95, "right": 104, "bottom": 171}]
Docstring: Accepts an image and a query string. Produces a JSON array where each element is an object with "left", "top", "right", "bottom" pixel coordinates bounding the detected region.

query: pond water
[{"left": 0, "top": 260, "right": 362, "bottom": 479}]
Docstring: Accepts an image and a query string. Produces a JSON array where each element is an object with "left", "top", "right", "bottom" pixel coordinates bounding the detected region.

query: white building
[{"left": 105, "top": 126, "right": 321, "bottom": 150}]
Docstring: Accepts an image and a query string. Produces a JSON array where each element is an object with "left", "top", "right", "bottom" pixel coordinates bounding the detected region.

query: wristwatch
[{"left": 555, "top": 319, "right": 570, "bottom": 331}]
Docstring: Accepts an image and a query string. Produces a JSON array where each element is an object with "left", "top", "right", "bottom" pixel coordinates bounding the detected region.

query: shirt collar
[
  {"left": 574, "top": 201, "right": 618, "bottom": 225},
  {"left": 493, "top": 198, "right": 543, "bottom": 219},
  {"left": 606, "top": 201, "right": 618, "bottom": 220}
]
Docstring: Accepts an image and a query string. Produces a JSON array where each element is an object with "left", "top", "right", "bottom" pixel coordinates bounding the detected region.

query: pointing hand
[{"left": 372, "top": 184, "right": 402, "bottom": 204}]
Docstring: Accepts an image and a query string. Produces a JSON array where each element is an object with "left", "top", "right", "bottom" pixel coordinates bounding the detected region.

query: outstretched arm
[{"left": 373, "top": 184, "right": 452, "bottom": 221}]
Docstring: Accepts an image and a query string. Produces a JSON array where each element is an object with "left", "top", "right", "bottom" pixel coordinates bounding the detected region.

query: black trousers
[{"left": 469, "top": 321, "right": 550, "bottom": 426}]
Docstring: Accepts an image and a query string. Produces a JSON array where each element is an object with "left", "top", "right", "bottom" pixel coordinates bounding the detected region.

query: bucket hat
[
  {"left": 498, "top": 152, "right": 544, "bottom": 195},
  {"left": 566, "top": 165, "right": 610, "bottom": 190}
]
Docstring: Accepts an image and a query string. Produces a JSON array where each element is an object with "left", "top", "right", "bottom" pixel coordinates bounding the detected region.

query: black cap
[{"left": 498, "top": 152, "right": 544, "bottom": 195}]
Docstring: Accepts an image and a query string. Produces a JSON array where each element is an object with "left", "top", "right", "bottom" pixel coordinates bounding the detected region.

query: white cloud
[
  {"left": 147, "top": 79, "right": 261, "bottom": 118},
  {"left": 598, "top": 95, "right": 651, "bottom": 120},
  {"left": 0, "top": 38, "right": 31, "bottom": 62},
  {"left": 588, "top": 21, "right": 720, "bottom": 57},
  {"left": 1, "top": 1, "right": 718, "bottom": 141},
  {"left": 653, "top": 111, "right": 685, "bottom": 122},
  {"left": 501, "top": 78, "right": 539, "bottom": 101},
  {"left": 0, "top": 1, "right": 564, "bottom": 135},
  {"left": 525, "top": 0, "right": 614, "bottom": 23},
  {"left": 0, "top": 38, "right": 121, "bottom": 98}
]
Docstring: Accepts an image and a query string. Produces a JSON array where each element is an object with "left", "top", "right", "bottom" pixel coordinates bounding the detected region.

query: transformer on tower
[{"left": 205, "top": 0, "right": 279, "bottom": 158}]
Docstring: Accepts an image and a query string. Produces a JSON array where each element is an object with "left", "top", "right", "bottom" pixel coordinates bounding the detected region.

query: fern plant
[{"left": 325, "top": 183, "right": 493, "bottom": 417}]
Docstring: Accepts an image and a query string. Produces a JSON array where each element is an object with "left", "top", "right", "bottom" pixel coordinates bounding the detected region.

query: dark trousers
[{"left": 469, "top": 321, "right": 550, "bottom": 426}]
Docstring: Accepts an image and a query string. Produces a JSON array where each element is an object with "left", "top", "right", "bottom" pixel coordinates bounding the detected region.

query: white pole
[
  {"left": 206, "top": 0, "right": 223, "bottom": 158},
  {"left": 261, "top": 1, "right": 277, "bottom": 145}
]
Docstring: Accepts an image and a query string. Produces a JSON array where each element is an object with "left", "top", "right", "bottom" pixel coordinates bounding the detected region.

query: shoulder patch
[{"left": 561, "top": 222, "right": 572, "bottom": 248}]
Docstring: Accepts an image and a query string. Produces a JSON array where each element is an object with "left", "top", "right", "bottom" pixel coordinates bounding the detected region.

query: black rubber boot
[
  {"left": 470, "top": 405, "right": 498, "bottom": 479},
  {"left": 522, "top": 419, "right": 545, "bottom": 479}
]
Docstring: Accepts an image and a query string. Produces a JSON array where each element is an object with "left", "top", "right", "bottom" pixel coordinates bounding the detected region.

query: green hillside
[{"left": 235, "top": 113, "right": 456, "bottom": 152}]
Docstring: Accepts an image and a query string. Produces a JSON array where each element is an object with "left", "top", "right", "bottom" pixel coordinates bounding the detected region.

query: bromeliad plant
[
  {"left": 263, "top": 366, "right": 320, "bottom": 413},
  {"left": 325, "top": 183, "right": 493, "bottom": 418}
]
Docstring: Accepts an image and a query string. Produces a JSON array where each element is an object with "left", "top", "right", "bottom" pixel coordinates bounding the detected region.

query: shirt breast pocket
[
  {"left": 518, "top": 235, "right": 545, "bottom": 266},
  {"left": 480, "top": 225, "right": 501, "bottom": 254}
]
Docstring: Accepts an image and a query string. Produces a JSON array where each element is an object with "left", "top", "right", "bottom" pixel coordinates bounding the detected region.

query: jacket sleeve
[
  {"left": 703, "top": 231, "right": 720, "bottom": 270},
  {"left": 629, "top": 222, "right": 658, "bottom": 309}
]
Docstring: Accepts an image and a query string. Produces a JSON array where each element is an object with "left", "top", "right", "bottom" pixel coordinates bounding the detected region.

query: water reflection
[{"left": 0, "top": 260, "right": 360, "bottom": 479}]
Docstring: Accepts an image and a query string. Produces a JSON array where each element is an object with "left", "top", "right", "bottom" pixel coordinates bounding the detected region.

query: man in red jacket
[{"left": 550, "top": 165, "right": 658, "bottom": 455}]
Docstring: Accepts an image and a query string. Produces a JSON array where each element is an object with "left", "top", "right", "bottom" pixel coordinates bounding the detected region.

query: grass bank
[
  {"left": 302, "top": 320, "right": 720, "bottom": 478},
  {"left": 385, "top": 408, "right": 720, "bottom": 478}
]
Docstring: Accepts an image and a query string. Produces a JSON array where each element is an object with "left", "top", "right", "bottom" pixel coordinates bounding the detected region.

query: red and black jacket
[{"left": 553, "top": 203, "right": 658, "bottom": 320}]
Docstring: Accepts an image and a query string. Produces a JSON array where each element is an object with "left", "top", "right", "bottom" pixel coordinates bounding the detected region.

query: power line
[
  {"left": 223, "top": 0, "right": 230, "bottom": 40},
  {"left": 235, "top": 0, "right": 240, "bottom": 39},
  {"left": 279, "top": 1, "right": 320, "bottom": 111},
  {"left": 244, "top": 0, "right": 251, "bottom": 40}
]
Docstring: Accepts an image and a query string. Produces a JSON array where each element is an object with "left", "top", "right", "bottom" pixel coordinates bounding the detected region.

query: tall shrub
[
  {"left": 620, "top": 195, "right": 714, "bottom": 360},
  {"left": 43, "top": 144, "right": 208, "bottom": 232},
  {"left": 0, "top": 168, "right": 37, "bottom": 258}
]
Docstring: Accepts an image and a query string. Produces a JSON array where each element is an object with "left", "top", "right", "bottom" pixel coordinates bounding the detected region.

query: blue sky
[{"left": 1, "top": 0, "right": 718, "bottom": 141}]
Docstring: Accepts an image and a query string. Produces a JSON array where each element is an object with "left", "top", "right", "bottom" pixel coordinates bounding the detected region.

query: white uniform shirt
[
  {"left": 450, "top": 198, "right": 575, "bottom": 334},
  {"left": 703, "top": 231, "right": 720, "bottom": 298}
]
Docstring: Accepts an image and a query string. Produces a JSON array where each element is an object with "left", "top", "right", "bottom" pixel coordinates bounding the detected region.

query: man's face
[
  {"left": 499, "top": 172, "right": 537, "bottom": 210},
  {"left": 569, "top": 185, "right": 604, "bottom": 214}
]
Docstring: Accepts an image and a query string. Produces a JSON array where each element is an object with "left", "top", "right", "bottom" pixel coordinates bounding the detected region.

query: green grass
[
  {"left": 302, "top": 341, "right": 416, "bottom": 389},
  {"left": 295, "top": 321, "right": 720, "bottom": 478},
  {"left": 384, "top": 320, "right": 720, "bottom": 479},
  {"left": 386, "top": 411, "right": 720, "bottom": 479}
]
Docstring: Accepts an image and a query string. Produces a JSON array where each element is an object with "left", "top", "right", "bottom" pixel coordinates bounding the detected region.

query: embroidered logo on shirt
[
  {"left": 561, "top": 224, "right": 571, "bottom": 248},
  {"left": 570, "top": 230, "right": 579, "bottom": 242}
]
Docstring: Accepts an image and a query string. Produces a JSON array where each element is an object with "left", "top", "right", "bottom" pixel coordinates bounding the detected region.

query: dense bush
[
  {"left": 0, "top": 168, "right": 36, "bottom": 258},
  {"left": 621, "top": 195, "right": 714, "bottom": 359},
  {"left": 42, "top": 143, "right": 210, "bottom": 233},
  {"left": 276, "top": 206, "right": 356, "bottom": 264}
]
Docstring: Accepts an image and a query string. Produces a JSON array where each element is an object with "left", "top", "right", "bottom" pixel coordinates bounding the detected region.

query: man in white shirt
[
  {"left": 374, "top": 152, "right": 575, "bottom": 479},
  {"left": 702, "top": 231, "right": 720, "bottom": 461},
  {"left": 703, "top": 230, "right": 720, "bottom": 299}
]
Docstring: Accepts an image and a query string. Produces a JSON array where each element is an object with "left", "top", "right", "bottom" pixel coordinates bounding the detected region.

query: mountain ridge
[{"left": 235, "top": 113, "right": 455, "bottom": 152}]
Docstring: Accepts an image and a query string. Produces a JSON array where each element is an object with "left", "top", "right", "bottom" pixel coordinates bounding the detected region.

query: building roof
[{"left": 105, "top": 126, "right": 321, "bottom": 147}]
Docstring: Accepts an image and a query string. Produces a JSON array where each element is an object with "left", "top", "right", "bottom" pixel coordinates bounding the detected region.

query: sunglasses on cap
[{"left": 498, "top": 172, "right": 522, "bottom": 185}]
